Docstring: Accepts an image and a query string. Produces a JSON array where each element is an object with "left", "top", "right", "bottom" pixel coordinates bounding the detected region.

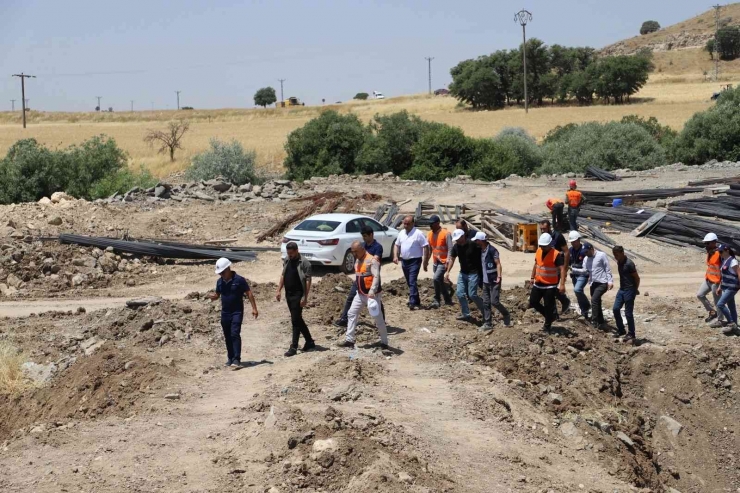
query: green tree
[
  {"left": 405, "top": 125, "right": 474, "bottom": 180},
  {"left": 253, "top": 87, "right": 277, "bottom": 108},
  {"left": 640, "top": 20, "right": 661, "bottom": 35},
  {"left": 449, "top": 57, "right": 507, "bottom": 109},
  {"left": 706, "top": 38, "right": 715, "bottom": 60},
  {"left": 717, "top": 27, "right": 740, "bottom": 60},
  {"left": 593, "top": 55, "right": 651, "bottom": 103},
  {"left": 284, "top": 111, "right": 367, "bottom": 181},
  {"left": 353, "top": 92, "right": 369, "bottom": 100}
]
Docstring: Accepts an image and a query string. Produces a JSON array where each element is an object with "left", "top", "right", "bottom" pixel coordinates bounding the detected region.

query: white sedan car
[{"left": 280, "top": 213, "right": 400, "bottom": 273}]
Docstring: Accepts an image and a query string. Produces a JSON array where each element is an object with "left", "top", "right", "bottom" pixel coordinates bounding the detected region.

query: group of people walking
[{"left": 207, "top": 189, "right": 740, "bottom": 367}]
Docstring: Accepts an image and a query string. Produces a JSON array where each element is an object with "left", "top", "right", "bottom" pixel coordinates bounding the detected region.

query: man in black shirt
[
  {"left": 612, "top": 245, "right": 640, "bottom": 345},
  {"left": 276, "top": 242, "right": 315, "bottom": 357},
  {"left": 445, "top": 228, "right": 484, "bottom": 322}
]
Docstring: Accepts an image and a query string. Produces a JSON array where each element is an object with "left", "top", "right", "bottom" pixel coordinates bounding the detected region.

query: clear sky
[{"left": 0, "top": 0, "right": 713, "bottom": 112}]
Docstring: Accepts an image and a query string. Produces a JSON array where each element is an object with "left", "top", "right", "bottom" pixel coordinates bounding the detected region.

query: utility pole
[
  {"left": 425, "top": 57, "right": 434, "bottom": 94},
  {"left": 176, "top": 90, "right": 181, "bottom": 110},
  {"left": 714, "top": 4, "right": 722, "bottom": 82},
  {"left": 10, "top": 100, "right": 16, "bottom": 111},
  {"left": 278, "top": 79, "right": 286, "bottom": 103},
  {"left": 515, "top": 9, "right": 533, "bottom": 114},
  {"left": 12, "top": 73, "right": 36, "bottom": 128},
  {"left": 96, "top": 96, "right": 102, "bottom": 111},
  {"left": 131, "top": 100, "right": 134, "bottom": 112}
]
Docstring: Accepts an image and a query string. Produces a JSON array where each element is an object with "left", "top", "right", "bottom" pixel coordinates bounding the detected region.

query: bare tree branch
[{"left": 144, "top": 121, "right": 190, "bottom": 162}]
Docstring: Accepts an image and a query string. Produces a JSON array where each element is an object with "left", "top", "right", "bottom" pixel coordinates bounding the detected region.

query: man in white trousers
[{"left": 339, "top": 241, "right": 389, "bottom": 350}]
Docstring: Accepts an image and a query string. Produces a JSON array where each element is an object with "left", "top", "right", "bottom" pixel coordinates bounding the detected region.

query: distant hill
[
  {"left": 601, "top": 3, "right": 740, "bottom": 56},
  {"left": 600, "top": 4, "right": 740, "bottom": 79}
]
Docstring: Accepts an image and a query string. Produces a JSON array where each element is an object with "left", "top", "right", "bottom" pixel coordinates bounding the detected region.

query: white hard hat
[
  {"left": 538, "top": 233, "right": 553, "bottom": 246},
  {"left": 703, "top": 232, "right": 718, "bottom": 242},
  {"left": 568, "top": 231, "right": 581, "bottom": 242},
  {"left": 367, "top": 298, "right": 381, "bottom": 317},
  {"left": 452, "top": 229, "right": 465, "bottom": 241},
  {"left": 473, "top": 231, "right": 487, "bottom": 242},
  {"left": 215, "top": 257, "right": 232, "bottom": 274}
]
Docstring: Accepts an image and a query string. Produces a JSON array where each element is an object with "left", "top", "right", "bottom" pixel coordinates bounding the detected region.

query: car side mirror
[{"left": 382, "top": 225, "right": 388, "bottom": 231}]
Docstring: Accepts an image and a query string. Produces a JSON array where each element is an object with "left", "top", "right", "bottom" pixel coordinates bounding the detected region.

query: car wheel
[{"left": 341, "top": 249, "right": 355, "bottom": 274}]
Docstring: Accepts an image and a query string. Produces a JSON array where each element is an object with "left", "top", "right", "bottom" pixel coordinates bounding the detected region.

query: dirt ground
[{"left": 1, "top": 168, "right": 740, "bottom": 492}]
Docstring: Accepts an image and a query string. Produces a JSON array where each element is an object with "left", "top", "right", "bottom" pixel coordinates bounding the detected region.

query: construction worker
[
  {"left": 545, "top": 198, "right": 566, "bottom": 232},
  {"left": 715, "top": 244, "right": 740, "bottom": 335},
  {"left": 698, "top": 232, "right": 724, "bottom": 325},
  {"left": 584, "top": 242, "right": 613, "bottom": 329},
  {"left": 424, "top": 215, "right": 453, "bottom": 308},
  {"left": 529, "top": 233, "right": 567, "bottom": 331},
  {"left": 565, "top": 180, "right": 584, "bottom": 231},
  {"left": 275, "top": 242, "right": 315, "bottom": 357},
  {"left": 540, "top": 220, "right": 571, "bottom": 315},
  {"left": 474, "top": 231, "right": 511, "bottom": 330},
  {"left": 340, "top": 241, "right": 389, "bottom": 349},
  {"left": 207, "top": 258, "right": 259, "bottom": 369},
  {"left": 445, "top": 229, "right": 484, "bottom": 322},
  {"left": 568, "top": 231, "right": 590, "bottom": 319},
  {"left": 394, "top": 215, "right": 430, "bottom": 310},
  {"left": 334, "top": 227, "right": 384, "bottom": 327},
  {"left": 612, "top": 246, "right": 640, "bottom": 345}
]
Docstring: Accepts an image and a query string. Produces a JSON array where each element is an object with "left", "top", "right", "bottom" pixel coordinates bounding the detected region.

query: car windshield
[{"left": 295, "top": 220, "right": 340, "bottom": 232}]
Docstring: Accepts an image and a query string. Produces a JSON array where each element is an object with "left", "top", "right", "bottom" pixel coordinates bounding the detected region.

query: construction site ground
[{"left": 1, "top": 168, "right": 739, "bottom": 493}]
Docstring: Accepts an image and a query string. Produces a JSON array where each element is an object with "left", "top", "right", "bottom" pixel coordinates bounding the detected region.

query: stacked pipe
[
  {"left": 582, "top": 187, "right": 704, "bottom": 206},
  {"left": 584, "top": 166, "right": 621, "bottom": 182}
]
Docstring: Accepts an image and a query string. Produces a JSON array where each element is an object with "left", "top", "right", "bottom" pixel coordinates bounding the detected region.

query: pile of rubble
[{"left": 103, "top": 178, "right": 305, "bottom": 204}]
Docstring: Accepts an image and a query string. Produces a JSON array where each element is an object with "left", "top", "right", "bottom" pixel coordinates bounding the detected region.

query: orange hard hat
[{"left": 569, "top": 180, "right": 577, "bottom": 188}]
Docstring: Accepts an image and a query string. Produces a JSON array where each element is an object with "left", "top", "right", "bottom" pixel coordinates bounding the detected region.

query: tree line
[{"left": 449, "top": 39, "right": 653, "bottom": 110}]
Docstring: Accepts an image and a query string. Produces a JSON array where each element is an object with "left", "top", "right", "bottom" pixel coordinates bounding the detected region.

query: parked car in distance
[
  {"left": 434, "top": 88, "right": 450, "bottom": 96},
  {"left": 280, "top": 214, "right": 399, "bottom": 273}
]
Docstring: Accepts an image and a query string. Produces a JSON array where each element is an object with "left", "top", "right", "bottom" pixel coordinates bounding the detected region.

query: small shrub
[
  {"left": 354, "top": 93, "right": 369, "bottom": 100},
  {"left": 405, "top": 125, "right": 474, "bottom": 181},
  {"left": 672, "top": 90, "right": 740, "bottom": 164},
  {"left": 491, "top": 133, "right": 543, "bottom": 175},
  {"left": 64, "top": 135, "right": 129, "bottom": 199},
  {"left": 540, "top": 121, "right": 667, "bottom": 173},
  {"left": 543, "top": 123, "right": 580, "bottom": 144},
  {"left": 495, "top": 127, "right": 536, "bottom": 144},
  {"left": 89, "top": 165, "right": 157, "bottom": 199},
  {"left": 284, "top": 111, "right": 367, "bottom": 181},
  {"left": 0, "top": 342, "right": 32, "bottom": 396},
  {"left": 620, "top": 115, "right": 678, "bottom": 148},
  {"left": 640, "top": 20, "right": 661, "bottom": 35},
  {"left": 187, "top": 139, "right": 257, "bottom": 185}
]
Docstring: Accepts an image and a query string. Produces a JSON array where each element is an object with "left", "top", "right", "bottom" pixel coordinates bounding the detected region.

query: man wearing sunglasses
[{"left": 334, "top": 226, "right": 385, "bottom": 327}]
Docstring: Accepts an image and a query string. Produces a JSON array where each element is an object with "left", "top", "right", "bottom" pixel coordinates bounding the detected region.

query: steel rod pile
[
  {"left": 668, "top": 196, "right": 740, "bottom": 222},
  {"left": 59, "top": 234, "right": 259, "bottom": 262},
  {"left": 582, "top": 187, "right": 704, "bottom": 206},
  {"left": 584, "top": 166, "right": 620, "bottom": 182},
  {"left": 581, "top": 204, "right": 740, "bottom": 251}
]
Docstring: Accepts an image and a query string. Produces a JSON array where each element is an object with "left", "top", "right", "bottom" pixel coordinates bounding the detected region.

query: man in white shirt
[
  {"left": 584, "top": 242, "right": 613, "bottom": 329},
  {"left": 393, "top": 215, "right": 430, "bottom": 310}
]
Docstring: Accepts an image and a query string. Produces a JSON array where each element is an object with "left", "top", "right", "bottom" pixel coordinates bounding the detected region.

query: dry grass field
[{"left": 0, "top": 77, "right": 732, "bottom": 177}]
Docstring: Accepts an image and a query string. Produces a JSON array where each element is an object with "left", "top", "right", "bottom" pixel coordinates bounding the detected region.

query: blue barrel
[{"left": 612, "top": 198, "right": 623, "bottom": 207}]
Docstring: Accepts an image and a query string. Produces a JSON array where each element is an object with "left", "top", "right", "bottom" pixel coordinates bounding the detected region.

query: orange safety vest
[
  {"left": 546, "top": 198, "right": 564, "bottom": 211},
  {"left": 566, "top": 190, "right": 583, "bottom": 208},
  {"left": 427, "top": 229, "right": 449, "bottom": 264},
  {"left": 356, "top": 253, "right": 381, "bottom": 295},
  {"left": 535, "top": 247, "right": 560, "bottom": 285},
  {"left": 706, "top": 250, "right": 722, "bottom": 283}
]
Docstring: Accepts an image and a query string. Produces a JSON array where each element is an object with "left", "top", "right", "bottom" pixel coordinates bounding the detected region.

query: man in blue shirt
[
  {"left": 334, "top": 227, "right": 384, "bottom": 327},
  {"left": 207, "top": 257, "right": 259, "bottom": 369}
]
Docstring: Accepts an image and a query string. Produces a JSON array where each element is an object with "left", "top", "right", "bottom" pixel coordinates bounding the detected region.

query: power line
[
  {"left": 714, "top": 4, "right": 722, "bottom": 82},
  {"left": 278, "top": 79, "right": 286, "bottom": 103},
  {"left": 96, "top": 96, "right": 102, "bottom": 111},
  {"left": 10, "top": 99, "right": 16, "bottom": 111},
  {"left": 131, "top": 100, "right": 134, "bottom": 112},
  {"left": 12, "top": 73, "right": 36, "bottom": 128},
  {"left": 425, "top": 57, "right": 434, "bottom": 94},
  {"left": 176, "top": 90, "right": 181, "bottom": 110}
]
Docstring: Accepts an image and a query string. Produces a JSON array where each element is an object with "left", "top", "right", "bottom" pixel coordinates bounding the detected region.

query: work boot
[
  {"left": 478, "top": 323, "right": 493, "bottom": 333},
  {"left": 430, "top": 300, "right": 440, "bottom": 309},
  {"left": 302, "top": 340, "right": 316, "bottom": 351},
  {"left": 230, "top": 360, "right": 241, "bottom": 369},
  {"left": 623, "top": 335, "right": 637, "bottom": 346},
  {"left": 722, "top": 323, "right": 740, "bottom": 335},
  {"left": 709, "top": 320, "right": 728, "bottom": 329},
  {"left": 284, "top": 347, "right": 297, "bottom": 357},
  {"left": 379, "top": 343, "right": 389, "bottom": 350},
  {"left": 224, "top": 359, "right": 233, "bottom": 367},
  {"left": 456, "top": 314, "right": 471, "bottom": 321},
  {"left": 542, "top": 323, "right": 552, "bottom": 332},
  {"left": 333, "top": 319, "right": 348, "bottom": 328},
  {"left": 338, "top": 340, "right": 355, "bottom": 349},
  {"left": 614, "top": 329, "right": 627, "bottom": 338},
  {"left": 705, "top": 311, "right": 718, "bottom": 323},
  {"left": 503, "top": 314, "right": 512, "bottom": 327}
]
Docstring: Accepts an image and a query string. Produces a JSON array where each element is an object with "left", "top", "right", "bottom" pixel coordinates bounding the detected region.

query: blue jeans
[
  {"left": 571, "top": 274, "right": 590, "bottom": 316},
  {"left": 613, "top": 289, "right": 636, "bottom": 337},
  {"left": 402, "top": 257, "right": 422, "bottom": 307},
  {"left": 568, "top": 207, "right": 580, "bottom": 231},
  {"left": 717, "top": 288, "right": 738, "bottom": 324},
  {"left": 220, "top": 311, "right": 243, "bottom": 362},
  {"left": 456, "top": 272, "right": 484, "bottom": 317}
]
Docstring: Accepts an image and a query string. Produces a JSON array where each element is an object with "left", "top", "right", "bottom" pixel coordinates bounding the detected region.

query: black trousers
[
  {"left": 529, "top": 286, "right": 557, "bottom": 325},
  {"left": 590, "top": 282, "right": 608, "bottom": 325},
  {"left": 552, "top": 203, "right": 566, "bottom": 232},
  {"left": 286, "top": 291, "right": 313, "bottom": 348}
]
